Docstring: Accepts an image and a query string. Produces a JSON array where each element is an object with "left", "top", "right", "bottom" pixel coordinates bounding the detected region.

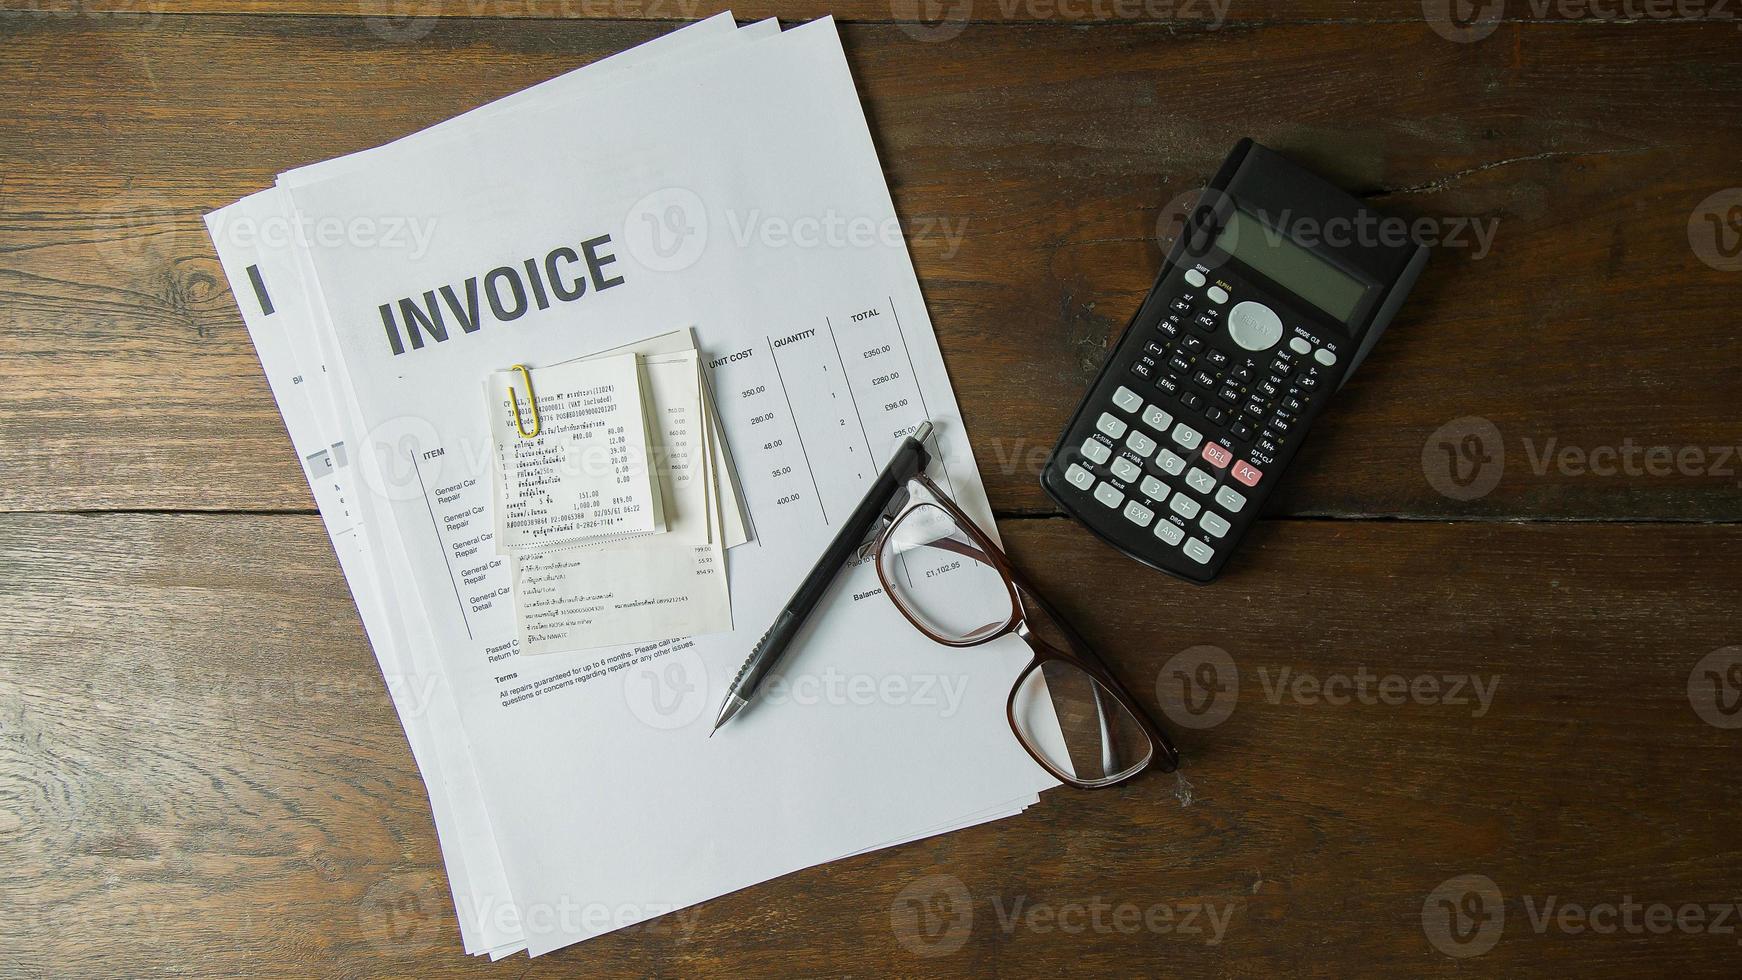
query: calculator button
[
  {"left": 1204, "top": 406, "right": 1227, "bottom": 424},
  {"left": 1289, "top": 337, "right": 1311, "bottom": 354},
  {"left": 1206, "top": 285, "right": 1229, "bottom": 304},
  {"left": 1215, "top": 485, "right": 1247, "bottom": 513},
  {"left": 1093, "top": 482, "right": 1123, "bottom": 509},
  {"left": 1230, "top": 364, "right": 1254, "bottom": 383},
  {"left": 1170, "top": 494, "right": 1202, "bottom": 520},
  {"left": 1200, "top": 443, "right": 1233, "bottom": 469},
  {"left": 1156, "top": 448, "right": 1187, "bottom": 475},
  {"left": 1125, "top": 430, "right": 1157, "bottom": 457},
  {"left": 1185, "top": 467, "right": 1216, "bottom": 495},
  {"left": 1096, "top": 412, "right": 1128, "bottom": 439},
  {"left": 1142, "top": 405, "right": 1173, "bottom": 432},
  {"left": 1227, "top": 301, "right": 1283, "bottom": 351},
  {"left": 1242, "top": 400, "right": 1267, "bottom": 420},
  {"left": 1230, "top": 421, "right": 1254, "bottom": 441},
  {"left": 1193, "top": 313, "right": 1218, "bottom": 331},
  {"left": 1282, "top": 395, "right": 1306, "bottom": 413},
  {"left": 1200, "top": 511, "right": 1231, "bottom": 538},
  {"left": 1167, "top": 354, "right": 1194, "bottom": 375},
  {"left": 1205, "top": 349, "right": 1231, "bottom": 369},
  {"left": 1216, "top": 385, "right": 1240, "bottom": 405},
  {"left": 1297, "top": 373, "right": 1320, "bottom": 390},
  {"left": 1143, "top": 340, "right": 1168, "bottom": 359},
  {"left": 1156, "top": 318, "right": 1181, "bottom": 340},
  {"left": 1140, "top": 475, "right": 1169, "bottom": 501},
  {"left": 1130, "top": 359, "right": 1154, "bottom": 381},
  {"left": 1181, "top": 391, "right": 1205, "bottom": 411},
  {"left": 1080, "top": 439, "right": 1112, "bottom": 465},
  {"left": 1180, "top": 335, "right": 1205, "bottom": 353},
  {"left": 1256, "top": 436, "right": 1281, "bottom": 456},
  {"left": 1183, "top": 538, "right": 1215, "bottom": 565},
  {"left": 1111, "top": 456, "right": 1141, "bottom": 483},
  {"left": 1314, "top": 348, "right": 1337, "bottom": 366},
  {"left": 1231, "top": 460, "right": 1263, "bottom": 487},
  {"left": 1256, "top": 379, "right": 1281, "bottom": 399},
  {"left": 1184, "top": 269, "right": 1207, "bottom": 288},
  {"left": 1112, "top": 385, "right": 1143, "bottom": 413},
  {"left": 1268, "top": 357, "right": 1293, "bottom": 376},
  {"left": 1122, "top": 500, "right": 1154, "bottom": 528},
  {"left": 1191, "top": 369, "right": 1218, "bottom": 389},
  {"left": 1155, "top": 374, "right": 1182, "bottom": 396},
  {"left": 1170, "top": 297, "right": 1193, "bottom": 314},
  {"left": 1170, "top": 423, "right": 1203, "bottom": 451},
  {"left": 1064, "top": 463, "right": 1095, "bottom": 490},
  {"left": 1154, "top": 520, "right": 1184, "bottom": 546}
]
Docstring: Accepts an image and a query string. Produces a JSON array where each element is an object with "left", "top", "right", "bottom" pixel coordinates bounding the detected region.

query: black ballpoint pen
[{"left": 710, "top": 420, "right": 935, "bottom": 735}]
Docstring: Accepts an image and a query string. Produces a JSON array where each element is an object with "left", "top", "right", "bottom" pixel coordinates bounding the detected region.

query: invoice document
[{"left": 212, "top": 15, "right": 1057, "bottom": 959}]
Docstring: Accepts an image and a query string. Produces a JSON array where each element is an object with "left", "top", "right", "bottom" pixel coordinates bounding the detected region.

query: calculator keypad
[{"left": 1044, "top": 265, "right": 1344, "bottom": 581}]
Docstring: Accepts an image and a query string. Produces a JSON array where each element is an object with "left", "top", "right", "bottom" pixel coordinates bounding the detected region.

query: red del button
[
  {"left": 1200, "top": 443, "right": 1233, "bottom": 469},
  {"left": 1231, "top": 460, "right": 1263, "bottom": 487}
]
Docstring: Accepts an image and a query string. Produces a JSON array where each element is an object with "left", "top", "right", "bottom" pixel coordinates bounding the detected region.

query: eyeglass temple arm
[{"left": 1006, "top": 577, "right": 1180, "bottom": 772}]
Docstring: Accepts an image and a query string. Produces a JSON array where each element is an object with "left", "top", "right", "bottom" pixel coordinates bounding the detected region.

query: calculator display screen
[{"left": 1216, "top": 209, "right": 1367, "bottom": 323}]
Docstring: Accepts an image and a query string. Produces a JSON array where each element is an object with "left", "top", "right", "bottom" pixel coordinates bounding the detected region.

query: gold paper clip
[{"left": 508, "top": 363, "right": 541, "bottom": 438}]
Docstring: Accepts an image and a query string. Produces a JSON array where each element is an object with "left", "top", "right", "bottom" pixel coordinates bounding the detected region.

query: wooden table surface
[{"left": 4, "top": 1, "right": 1742, "bottom": 976}]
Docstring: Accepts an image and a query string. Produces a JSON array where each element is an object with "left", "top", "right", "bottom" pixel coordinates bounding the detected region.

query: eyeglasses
[{"left": 870, "top": 472, "right": 1181, "bottom": 788}]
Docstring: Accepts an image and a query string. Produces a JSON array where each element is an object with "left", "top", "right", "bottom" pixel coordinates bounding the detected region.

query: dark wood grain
[
  {"left": 3, "top": 513, "right": 1739, "bottom": 976},
  {"left": 12, "top": 0, "right": 1730, "bottom": 25},
  {"left": 2, "top": 16, "right": 1740, "bottom": 518},
  {"left": 4, "top": 7, "right": 1741, "bottom": 977}
]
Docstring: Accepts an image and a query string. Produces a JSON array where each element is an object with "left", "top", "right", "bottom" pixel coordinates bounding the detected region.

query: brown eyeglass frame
[{"left": 871, "top": 472, "right": 1181, "bottom": 788}]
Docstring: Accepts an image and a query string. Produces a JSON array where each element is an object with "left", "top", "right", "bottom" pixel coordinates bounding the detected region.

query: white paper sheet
[
  {"left": 205, "top": 20, "right": 779, "bottom": 956},
  {"left": 281, "top": 18, "right": 1056, "bottom": 957}
]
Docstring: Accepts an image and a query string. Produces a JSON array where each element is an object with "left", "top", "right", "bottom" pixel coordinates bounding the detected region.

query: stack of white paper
[{"left": 206, "top": 14, "right": 1061, "bottom": 958}]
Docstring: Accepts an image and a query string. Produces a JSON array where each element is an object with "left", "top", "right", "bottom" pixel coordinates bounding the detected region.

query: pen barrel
[
  {"left": 732, "top": 608, "right": 804, "bottom": 696},
  {"left": 729, "top": 430, "right": 934, "bottom": 701}
]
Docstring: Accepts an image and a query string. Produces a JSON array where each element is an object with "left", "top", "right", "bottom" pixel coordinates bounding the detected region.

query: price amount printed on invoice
[{"left": 706, "top": 297, "right": 956, "bottom": 540}]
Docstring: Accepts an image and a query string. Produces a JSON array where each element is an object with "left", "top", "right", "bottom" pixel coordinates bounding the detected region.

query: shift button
[{"left": 1184, "top": 269, "right": 1207, "bottom": 288}]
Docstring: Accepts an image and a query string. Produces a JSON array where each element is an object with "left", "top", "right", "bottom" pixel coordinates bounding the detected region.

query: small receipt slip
[
  {"left": 487, "top": 353, "right": 663, "bottom": 553},
  {"left": 492, "top": 329, "right": 748, "bottom": 655}
]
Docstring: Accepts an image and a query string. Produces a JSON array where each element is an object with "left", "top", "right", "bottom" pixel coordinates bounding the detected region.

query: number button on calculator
[{"left": 1170, "top": 423, "right": 1202, "bottom": 451}]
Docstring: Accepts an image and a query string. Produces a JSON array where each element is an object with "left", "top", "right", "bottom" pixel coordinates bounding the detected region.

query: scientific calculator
[{"left": 1041, "top": 140, "right": 1430, "bottom": 583}]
